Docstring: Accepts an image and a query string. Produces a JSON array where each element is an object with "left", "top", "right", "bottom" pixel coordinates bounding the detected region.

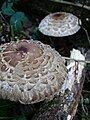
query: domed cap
[
  {"left": 39, "top": 12, "right": 81, "bottom": 37},
  {"left": 0, "top": 40, "right": 67, "bottom": 104}
]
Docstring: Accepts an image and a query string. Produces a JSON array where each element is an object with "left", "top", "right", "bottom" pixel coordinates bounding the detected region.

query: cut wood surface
[{"left": 32, "top": 49, "right": 86, "bottom": 120}]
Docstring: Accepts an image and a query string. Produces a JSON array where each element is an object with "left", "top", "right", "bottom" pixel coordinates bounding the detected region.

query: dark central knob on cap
[
  {"left": 16, "top": 46, "right": 28, "bottom": 53},
  {"left": 52, "top": 13, "right": 65, "bottom": 20}
]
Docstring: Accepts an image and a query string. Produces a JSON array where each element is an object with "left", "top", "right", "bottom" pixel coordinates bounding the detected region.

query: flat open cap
[
  {"left": 0, "top": 40, "right": 67, "bottom": 104},
  {"left": 39, "top": 12, "right": 81, "bottom": 37}
]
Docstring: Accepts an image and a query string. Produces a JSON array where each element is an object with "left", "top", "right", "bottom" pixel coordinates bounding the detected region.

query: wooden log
[{"left": 32, "top": 49, "right": 86, "bottom": 120}]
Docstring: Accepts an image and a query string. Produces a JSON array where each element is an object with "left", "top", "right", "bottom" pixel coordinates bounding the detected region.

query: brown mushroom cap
[
  {"left": 0, "top": 40, "right": 67, "bottom": 104},
  {"left": 39, "top": 12, "right": 81, "bottom": 37}
]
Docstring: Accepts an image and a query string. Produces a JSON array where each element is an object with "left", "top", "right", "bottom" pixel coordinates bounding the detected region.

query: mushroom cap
[
  {"left": 39, "top": 12, "right": 81, "bottom": 37},
  {"left": 0, "top": 40, "right": 67, "bottom": 104}
]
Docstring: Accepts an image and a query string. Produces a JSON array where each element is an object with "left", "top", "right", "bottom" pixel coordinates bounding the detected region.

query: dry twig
[
  {"left": 62, "top": 56, "right": 90, "bottom": 64},
  {"left": 50, "top": 0, "right": 90, "bottom": 11}
]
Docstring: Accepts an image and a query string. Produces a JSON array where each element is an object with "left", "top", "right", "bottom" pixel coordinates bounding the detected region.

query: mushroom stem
[
  {"left": 49, "top": 37, "right": 70, "bottom": 56},
  {"left": 39, "top": 12, "right": 81, "bottom": 56}
]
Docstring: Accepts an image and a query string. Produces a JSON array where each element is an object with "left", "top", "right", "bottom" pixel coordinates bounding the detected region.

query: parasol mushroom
[
  {"left": 0, "top": 39, "right": 67, "bottom": 104},
  {"left": 39, "top": 12, "right": 81, "bottom": 55}
]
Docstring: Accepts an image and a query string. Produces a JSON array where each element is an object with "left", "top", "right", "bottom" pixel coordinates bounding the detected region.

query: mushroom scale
[
  {"left": 39, "top": 12, "right": 81, "bottom": 37},
  {"left": 0, "top": 40, "right": 67, "bottom": 104}
]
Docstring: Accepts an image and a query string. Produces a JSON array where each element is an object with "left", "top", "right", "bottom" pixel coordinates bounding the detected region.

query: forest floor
[{"left": 0, "top": 0, "right": 90, "bottom": 119}]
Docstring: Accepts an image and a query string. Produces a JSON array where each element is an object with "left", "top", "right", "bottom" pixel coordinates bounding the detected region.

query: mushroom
[
  {"left": 39, "top": 12, "right": 81, "bottom": 55},
  {"left": 0, "top": 39, "right": 67, "bottom": 104}
]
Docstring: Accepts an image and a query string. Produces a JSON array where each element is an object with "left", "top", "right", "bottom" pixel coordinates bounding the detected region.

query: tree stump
[{"left": 32, "top": 49, "right": 86, "bottom": 120}]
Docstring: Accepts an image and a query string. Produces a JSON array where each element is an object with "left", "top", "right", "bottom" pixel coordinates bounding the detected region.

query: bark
[{"left": 32, "top": 49, "right": 86, "bottom": 120}]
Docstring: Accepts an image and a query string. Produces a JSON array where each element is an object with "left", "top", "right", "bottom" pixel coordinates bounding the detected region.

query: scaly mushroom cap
[
  {"left": 39, "top": 12, "right": 81, "bottom": 37},
  {"left": 0, "top": 40, "right": 67, "bottom": 104}
]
